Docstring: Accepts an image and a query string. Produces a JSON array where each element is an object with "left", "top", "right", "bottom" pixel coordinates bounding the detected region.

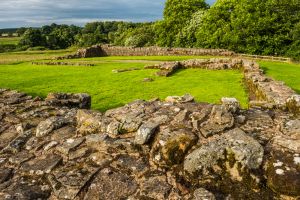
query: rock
[
  {"left": 3, "top": 130, "right": 32, "bottom": 153},
  {"left": 0, "top": 168, "right": 13, "bottom": 184},
  {"left": 184, "top": 128, "right": 264, "bottom": 175},
  {"left": 49, "top": 163, "right": 99, "bottom": 199},
  {"left": 281, "top": 119, "right": 300, "bottom": 136},
  {"left": 0, "top": 177, "right": 51, "bottom": 200},
  {"left": 265, "top": 134, "right": 300, "bottom": 196},
  {"left": 46, "top": 93, "right": 91, "bottom": 109},
  {"left": 193, "top": 188, "right": 216, "bottom": 200},
  {"left": 21, "top": 154, "right": 62, "bottom": 175},
  {"left": 286, "top": 94, "right": 300, "bottom": 114},
  {"left": 139, "top": 175, "right": 172, "bottom": 199},
  {"left": 151, "top": 128, "right": 197, "bottom": 166},
  {"left": 56, "top": 137, "right": 85, "bottom": 155},
  {"left": 221, "top": 97, "right": 240, "bottom": 113},
  {"left": 135, "top": 122, "right": 159, "bottom": 144},
  {"left": 112, "top": 68, "right": 140, "bottom": 73},
  {"left": 36, "top": 116, "right": 69, "bottom": 137},
  {"left": 84, "top": 167, "right": 138, "bottom": 200},
  {"left": 200, "top": 105, "right": 234, "bottom": 137},
  {"left": 9, "top": 150, "right": 34, "bottom": 165},
  {"left": 76, "top": 109, "right": 102, "bottom": 135},
  {"left": 143, "top": 77, "right": 154, "bottom": 82},
  {"left": 165, "top": 94, "right": 194, "bottom": 103}
]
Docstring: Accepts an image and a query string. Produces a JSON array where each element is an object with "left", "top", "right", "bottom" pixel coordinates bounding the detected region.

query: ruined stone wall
[
  {"left": 0, "top": 89, "right": 299, "bottom": 199},
  {"left": 56, "top": 45, "right": 236, "bottom": 59},
  {"left": 145, "top": 58, "right": 300, "bottom": 113}
]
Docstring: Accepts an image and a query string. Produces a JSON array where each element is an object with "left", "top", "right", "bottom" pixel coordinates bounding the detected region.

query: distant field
[
  {"left": 0, "top": 37, "right": 20, "bottom": 45},
  {"left": 0, "top": 48, "right": 76, "bottom": 64}
]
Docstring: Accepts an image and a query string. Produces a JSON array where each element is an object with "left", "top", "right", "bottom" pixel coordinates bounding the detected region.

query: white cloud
[{"left": 0, "top": 0, "right": 214, "bottom": 28}]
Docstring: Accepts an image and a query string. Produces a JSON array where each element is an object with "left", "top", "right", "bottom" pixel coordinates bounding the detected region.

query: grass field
[
  {"left": 259, "top": 61, "right": 300, "bottom": 94},
  {"left": 0, "top": 53, "right": 248, "bottom": 111},
  {"left": 1, "top": 49, "right": 299, "bottom": 111},
  {"left": 0, "top": 37, "right": 20, "bottom": 45}
]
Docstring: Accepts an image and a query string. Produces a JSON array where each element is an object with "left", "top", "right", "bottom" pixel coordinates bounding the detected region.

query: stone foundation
[
  {"left": 0, "top": 90, "right": 299, "bottom": 199},
  {"left": 145, "top": 58, "right": 300, "bottom": 113}
]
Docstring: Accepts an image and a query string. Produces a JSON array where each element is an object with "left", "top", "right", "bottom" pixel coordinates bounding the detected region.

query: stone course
[{"left": 0, "top": 89, "right": 299, "bottom": 199}]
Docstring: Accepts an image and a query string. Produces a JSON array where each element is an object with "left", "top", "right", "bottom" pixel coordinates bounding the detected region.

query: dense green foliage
[
  {"left": 156, "top": 0, "right": 208, "bottom": 47},
  {"left": 8, "top": 0, "right": 300, "bottom": 59},
  {"left": 193, "top": 0, "right": 300, "bottom": 59}
]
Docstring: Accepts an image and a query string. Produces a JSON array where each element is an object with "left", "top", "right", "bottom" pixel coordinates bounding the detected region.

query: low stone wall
[
  {"left": 145, "top": 58, "right": 300, "bottom": 113},
  {"left": 0, "top": 89, "right": 299, "bottom": 199},
  {"left": 32, "top": 62, "right": 95, "bottom": 67},
  {"left": 57, "top": 45, "right": 236, "bottom": 59}
]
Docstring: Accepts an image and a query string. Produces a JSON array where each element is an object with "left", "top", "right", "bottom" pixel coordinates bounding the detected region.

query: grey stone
[
  {"left": 49, "top": 163, "right": 99, "bottom": 200},
  {"left": 151, "top": 128, "right": 197, "bottom": 166},
  {"left": 200, "top": 105, "right": 234, "bottom": 137},
  {"left": 184, "top": 128, "right": 264, "bottom": 175},
  {"left": 84, "top": 167, "right": 138, "bottom": 200},
  {"left": 46, "top": 92, "right": 91, "bottom": 109},
  {"left": 56, "top": 137, "right": 85, "bottom": 155},
  {"left": 135, "top": 122, "right": 158, "bottom": 144},
  {"left": 193, "top": 188, "right": 216, "bottom": 200},
  {"left": 140, "top": 175, "right": 172, "bottom": 199},
  {"left": 165, "top": 94, "right": 194, "bottom": 103},
  {"left": 36, "top": 116, "right": 68, "bottom": 137},
  {"left": 21, "top": 154, "right": 62, "bottom": 175},
  {"left": 221, "top": 97, "right": 240, "bottom": 113}
]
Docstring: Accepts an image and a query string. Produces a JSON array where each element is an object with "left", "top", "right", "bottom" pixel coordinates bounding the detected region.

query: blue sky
[{"left": 0, "top": 0, "right": 215, "bottom": 28}]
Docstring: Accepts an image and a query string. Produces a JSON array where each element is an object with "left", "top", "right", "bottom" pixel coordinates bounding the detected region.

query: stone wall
[
  {"left": 0, "top": 89, "right": 299, "bottom": 199},
  {"left": 57, "top": 45, "right": 236, "bottom": 59},
  {"left": 145, "top": 58, "right": 300, "bottom": 113}
]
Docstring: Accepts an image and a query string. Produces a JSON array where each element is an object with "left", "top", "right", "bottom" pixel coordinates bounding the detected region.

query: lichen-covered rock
[
  {"left": 165, "top": 94, "right": 194, "bottom": 103},
  {"left": 76, "top": 109, "right": 102, "bottom": 135},
  {"left": 36, "top": 116, "right": 69, "bottom": 137},
  {"left": 0, "top": 89, "right": 299, "bottom": 199},
  {"left": 199, "top": 105, "right": 234, "bottom": 137},
  {"left": 45, "top": 93, "right": 91, "bottom": 109},
  {"left": 184, "top": 128, "right": 264, "bottom": 175},
  {"left": 265, "top": 132, "right": 300, "bottom": 196},
  {"left": 21, "top": 154, "right": 62, "bottom": 175},
  {"left": 135, "top": 121, "right": 159, "bottom": 144},
  {"left": 286, "top": 94, "right": 300, "bottom": 114},
  {"left": 151, "top": 128, "right": 197, "bottom": 166},
  {"left": 84, "top": 168, "right": 138, "bottom": 200},
  {"left": 139, "top": 175, "right": 172, "bottom": 199},
  {"left": 221, "top": 97, "right": 240, "bottom": 113},
  {"left": 193, "top": 188, "right": 216, "bottom": 200}
]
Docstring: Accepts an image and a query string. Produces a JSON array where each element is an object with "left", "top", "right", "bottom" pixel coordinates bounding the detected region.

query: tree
[
  {"left": 19, "top": 28, "right": 46, "bottom": 47},
  {"left": 155, "top": 0, "right": 209, "bottom": 47},
  {"left": 195, "top": 0, "right": 300, "bottom": 56}
]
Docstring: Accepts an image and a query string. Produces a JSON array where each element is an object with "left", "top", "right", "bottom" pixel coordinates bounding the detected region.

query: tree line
[{"left": 3, "top": 0, "right": 300, "bottom": 60}]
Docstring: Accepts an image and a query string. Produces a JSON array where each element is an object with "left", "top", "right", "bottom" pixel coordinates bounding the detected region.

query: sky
[{"left": 0, "top": 0, "right": 215, "bottom": 28}]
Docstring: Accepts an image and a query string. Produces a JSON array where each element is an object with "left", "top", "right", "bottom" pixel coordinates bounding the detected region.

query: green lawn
[
  {"left": 0, "top": 37, "right": 20, "bottom": 45},
  {"left": 1, "top": 49, "right": 300, "bottom": 112},
  {"left": 0, "top": 57, "right": 248, "bottom": 111},
  {"left": 259, "top": 61, "right": 300, "bottom": 94}
]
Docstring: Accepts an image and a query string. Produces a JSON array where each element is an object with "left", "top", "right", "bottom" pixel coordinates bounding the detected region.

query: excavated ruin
[
  {"left": 0, "top": 58, "right": 299, "bottom": 200},
  {"left": 0, "top": 89, "right": 299, "bottom": 199}
]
